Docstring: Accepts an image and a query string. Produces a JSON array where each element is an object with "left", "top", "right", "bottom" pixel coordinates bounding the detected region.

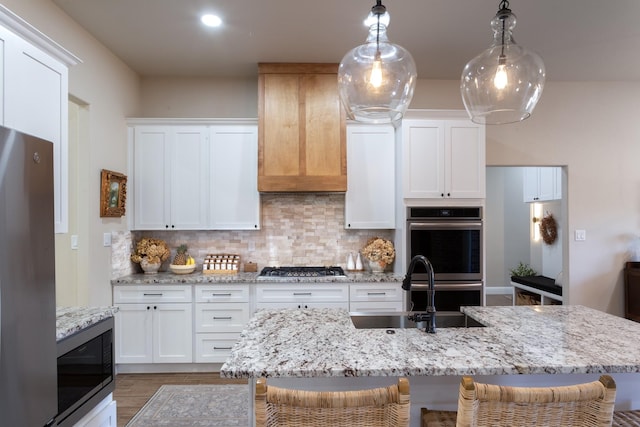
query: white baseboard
[
  {"left": 484, "top": 286, "right": 512, "bottom": 295},
  {"left": 115, "top": 363, "right": 222, "bottom": 374}
]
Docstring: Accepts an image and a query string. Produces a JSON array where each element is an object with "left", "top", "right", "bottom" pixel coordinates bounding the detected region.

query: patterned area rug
[{"left": 126, "top": 384, "right": 249, "bottom": 427}]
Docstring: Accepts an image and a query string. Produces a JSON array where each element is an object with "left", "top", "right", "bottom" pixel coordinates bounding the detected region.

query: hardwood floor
[
  {"left": 113, "top": 372, "right": 247, "bottom": 427},
  {"left": 486, "top": 293, "right": 512, "bottom": 306}
]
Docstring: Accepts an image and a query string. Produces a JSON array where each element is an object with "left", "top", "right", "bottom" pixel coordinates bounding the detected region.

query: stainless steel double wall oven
[{"left": 406, "top": 207, "right": 483, "bottom": 311}]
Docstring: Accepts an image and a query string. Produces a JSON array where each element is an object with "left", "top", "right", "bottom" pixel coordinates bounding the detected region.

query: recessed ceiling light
[{"left": 201, "top": 14, "right": 222, "bottom": 27}]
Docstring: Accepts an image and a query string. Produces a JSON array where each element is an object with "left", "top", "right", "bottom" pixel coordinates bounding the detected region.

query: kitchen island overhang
[{"left": 221, "top": 306, "right": 640, "bottom": 426}]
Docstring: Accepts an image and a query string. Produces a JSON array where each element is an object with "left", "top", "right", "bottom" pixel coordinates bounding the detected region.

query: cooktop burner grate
[{"left": 258, "top": 266, "right": 346, "bottom": 278}]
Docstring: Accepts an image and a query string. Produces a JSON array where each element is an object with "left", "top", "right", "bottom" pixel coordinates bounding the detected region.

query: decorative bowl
[{"left": 169, "top": 264, "right": 196, "bottom": 275}]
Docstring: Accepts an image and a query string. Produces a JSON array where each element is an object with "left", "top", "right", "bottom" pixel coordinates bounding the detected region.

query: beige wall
[
  {"left": 140, "top": 77, "right": 258, "bottom": 118},
  {"left": 3, "top": 0, "right": 141, "bottom": 306}
]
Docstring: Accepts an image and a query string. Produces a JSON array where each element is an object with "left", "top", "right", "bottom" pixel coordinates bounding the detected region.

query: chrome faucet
[{"left": 402, "top": 255, "right": 437, "bottom": 333}]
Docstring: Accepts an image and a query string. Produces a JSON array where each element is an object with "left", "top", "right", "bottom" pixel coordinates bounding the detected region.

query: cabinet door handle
[
  {"left": 293, "top": 292, "right": 312, "bottom": 296},
  {"left": 213, "top": 346, "right": 233, "bottom": 350},
  {"left": 367, "top": 292, "right": 386, "bottom": 296},
  {"left": 212, "top": 316, "right": 232, "bottom": 320},
  {"left": 211, "top": 293, "right": 232, "bottom": 297},
  {"left": 143, "top": 293, "right": 163, "bottom": 296}
]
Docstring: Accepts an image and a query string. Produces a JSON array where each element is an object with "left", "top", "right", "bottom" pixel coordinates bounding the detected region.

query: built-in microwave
[
  {"left": 406, "top": 207, "right": 483, "bottom": 311},
  {"left": 55, "top": 317, "right": 115, "bottom": 427}
]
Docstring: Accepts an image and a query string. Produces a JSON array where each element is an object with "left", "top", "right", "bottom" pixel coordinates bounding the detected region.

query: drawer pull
[
  {"left": 367, "top": 292, "right": 387, "bottom": 296},
  {"left": 211, "top": 293, "right": 232, "bottom": 297},
  {"left": 213, "top": 346, "right": 232, "bottom": 350},
  {"left": 293, "top": 292, "right": 312, "bottom": 296},
  {"left": 213, "top": 316, "right": 232, "bottom": 320},
  {"left": 143, "top": 293, "right": 163, "bottom": 296}
]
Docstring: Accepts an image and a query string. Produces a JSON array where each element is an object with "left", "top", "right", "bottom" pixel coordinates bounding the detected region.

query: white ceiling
[{"left": 52, "top": 0, "right": 640, "bottom": 82}]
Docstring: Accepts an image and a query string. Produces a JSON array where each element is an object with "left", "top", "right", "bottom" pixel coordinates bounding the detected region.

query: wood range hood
[{"left": 258, "top": 63, "right": 347, "bottom": 193}]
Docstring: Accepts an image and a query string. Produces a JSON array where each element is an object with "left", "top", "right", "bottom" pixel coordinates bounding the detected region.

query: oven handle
[
  {"left": 409, "top": 282, "right": 482, "bottom": 291},
  {"left": 408, "top": 221, "right": 482, "bottom": 229}
]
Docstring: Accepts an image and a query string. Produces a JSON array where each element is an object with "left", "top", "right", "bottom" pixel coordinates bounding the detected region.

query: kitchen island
[{"left": 221, "top": 305, "right": 640, "bottom": 426}]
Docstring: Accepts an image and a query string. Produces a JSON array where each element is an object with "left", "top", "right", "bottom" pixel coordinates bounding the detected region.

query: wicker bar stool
[
  {"left": 422, "top": 375, "right": 616, "bottom": 427},
  {"left": 255, "top": 377, "right": 410, "bottom": 427}
]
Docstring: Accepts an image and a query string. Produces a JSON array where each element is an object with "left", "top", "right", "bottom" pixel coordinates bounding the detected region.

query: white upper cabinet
[
  {"left": 131, "top": 125, "right": 209, "bottom": 230},
  {"left": 209, "top": 125, "right": 260, "bottom": 230},
  {"left": 129, "top": 120, "right": 260, "bottom": 231},
  {"left": 523, "top": 167, "right": 562, "bottom": 202},
  {"left": 0, "top": 7, "right": 80, "bottom": 233},
  {"left": 345, "top": 124, "right": 395, "bottom": 229},
  {"left": 402, "top": 114, "right": 485, "bottom": 199}
]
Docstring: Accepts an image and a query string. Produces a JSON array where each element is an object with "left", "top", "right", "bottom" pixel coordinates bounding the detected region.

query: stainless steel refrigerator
[{"left": 0, "top": 125, "right": 58, "bottom": 426}]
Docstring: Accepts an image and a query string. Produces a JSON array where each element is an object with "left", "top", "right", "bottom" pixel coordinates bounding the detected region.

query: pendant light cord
[
  {"left": 372, "top": 0, "right": 385, "bottom": 52},
  {"left": 498, "top": 0, "right": 510, "bottom": 60},
  {"left": 376, "top": 11, "right": 380, "bottom": 48}
]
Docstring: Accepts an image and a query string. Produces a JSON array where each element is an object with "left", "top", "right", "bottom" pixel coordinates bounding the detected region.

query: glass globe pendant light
[
  {"left": 338, "top": 0, "right": 417, "bottom": 124},
  {"left": 460, "top": 0, "right": 545, "bottom": 125}
]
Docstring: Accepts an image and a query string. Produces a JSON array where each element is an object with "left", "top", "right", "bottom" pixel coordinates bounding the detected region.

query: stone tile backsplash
[{"left": 111, "top": 193, "right": 394, "bottom": 277}]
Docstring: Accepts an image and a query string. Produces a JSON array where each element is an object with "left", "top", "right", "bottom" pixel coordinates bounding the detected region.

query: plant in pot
[
  {"left": 130, "top": 237, "right": 170, "bottom": 274},
  {"left": 509, "top": 262, "right": 537, "bottom": 278},
  {"left": 361, "top": 237, "right": 395, "bottom": 273}
]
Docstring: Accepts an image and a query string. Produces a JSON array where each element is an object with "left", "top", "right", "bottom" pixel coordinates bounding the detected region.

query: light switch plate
[
  {"left": 71, "top": 234, "right": 78, "bottom": 250},
  {"left": 575, "top": 229, "right": 586, "bottom": 241},
  {"left": 103, "top": 232, "right": 112, "bottom": 247}
]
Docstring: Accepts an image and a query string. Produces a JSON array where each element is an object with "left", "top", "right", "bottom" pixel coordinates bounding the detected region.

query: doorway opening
[{"left": 485, "top": 166, "right": 568, "bottom": 305}]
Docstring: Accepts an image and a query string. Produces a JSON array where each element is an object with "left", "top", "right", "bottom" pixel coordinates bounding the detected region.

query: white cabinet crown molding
[
  {"left": 0, "top": 4, "right": 81, "bottom": 66},
  {"left": 127, "top": 118, "right": 257, "bottom": 126},
  {"left": 402, "top": 109, "right": 471, "bottom": 120}
]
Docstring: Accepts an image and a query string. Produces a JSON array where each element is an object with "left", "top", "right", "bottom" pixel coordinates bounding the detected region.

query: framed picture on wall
[{"left": 100, "top": 169, "right": 127, "bottom": 217}]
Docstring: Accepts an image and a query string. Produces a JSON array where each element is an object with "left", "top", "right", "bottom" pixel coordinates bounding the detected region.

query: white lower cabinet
[
  {"left": 255, "top": 284, "right": 349, "bottom": 310},
  {"left": 349, "top": 283, "right": 404, "bottom": 312},
  {"left": 194, "top": 285, "right": 250, "bottom": 363},
  {"left": 113, "top": 286, "right": 193, "bottom": 364},
  {"left": 72, "top": 394, "right": 116, "bottom": 427},
  {"left": 112, "top": 282, "right": 407, "bottom": 369}
]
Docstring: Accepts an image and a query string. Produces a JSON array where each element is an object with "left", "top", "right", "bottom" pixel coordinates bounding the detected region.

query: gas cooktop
[{"left": 258, "top": 266, "right": 346, "bottom": 279}]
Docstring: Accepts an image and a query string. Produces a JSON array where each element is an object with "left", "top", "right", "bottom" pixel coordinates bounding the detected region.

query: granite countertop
[
  {"left": 111, "top": 271, "right": 404, "bottom": 285},
  {"left": 56, "top": 306, "right": 119, "bottom": 341},
  {"left": 220, "top": 305, "right": 640, "bottom": 379}
]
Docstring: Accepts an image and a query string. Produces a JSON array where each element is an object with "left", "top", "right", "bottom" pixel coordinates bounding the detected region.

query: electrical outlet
[{"left": 575, "top": 229, "right": 586, "bottom": 241}]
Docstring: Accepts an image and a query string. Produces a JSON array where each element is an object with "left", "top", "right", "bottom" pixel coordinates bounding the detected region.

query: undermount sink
[{"left": 349, "top": 311, "right": 485, "bottom": 329}]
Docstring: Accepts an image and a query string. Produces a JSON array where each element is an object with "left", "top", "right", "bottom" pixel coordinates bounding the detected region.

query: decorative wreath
[{"left": 539, "top": 213, "right": 558, "bottom": 245}]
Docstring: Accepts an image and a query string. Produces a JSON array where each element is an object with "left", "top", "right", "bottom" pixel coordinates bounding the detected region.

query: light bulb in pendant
[
  {"left": 493, "top": 56, "right": 508, "bottom": 90},
  {"left": 369, "top": 52, "right": 383, "bottom": 88}
]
